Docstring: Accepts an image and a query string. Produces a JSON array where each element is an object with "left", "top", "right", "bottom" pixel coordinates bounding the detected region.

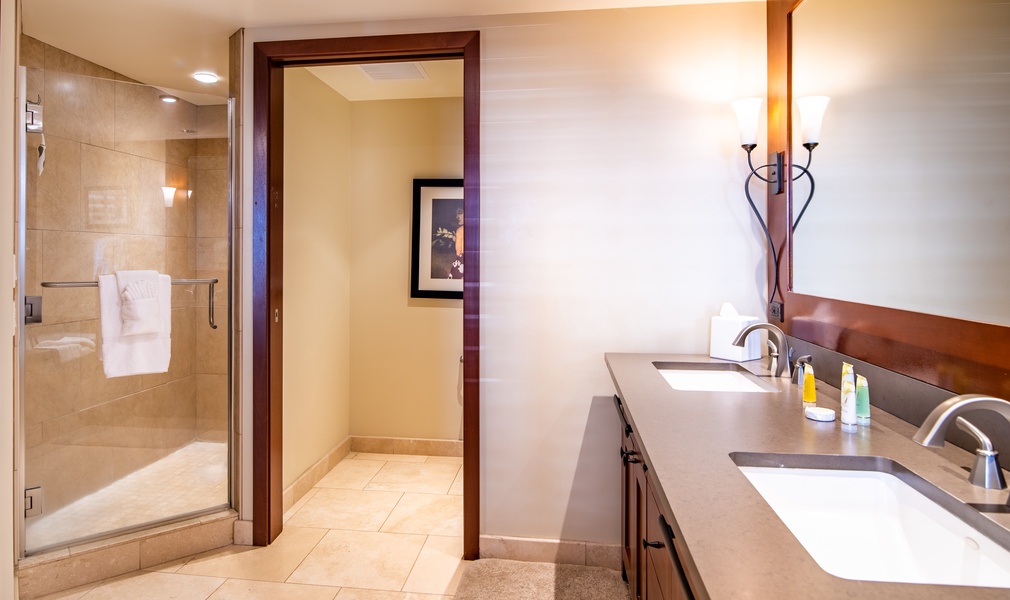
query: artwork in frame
[{"left": 411, "top": 178, "right": 465, "bottom": 299}]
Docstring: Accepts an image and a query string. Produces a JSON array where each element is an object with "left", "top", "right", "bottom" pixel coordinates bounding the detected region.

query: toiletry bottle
[
  {"left": 802, "top": 363, "right": 817, "bottom": 408},
  {"left": 856, "top": 374, "right": 871, "bottom": 426},
  {"left": 841, "top": 362, "right": 857, "bottom": 432}
]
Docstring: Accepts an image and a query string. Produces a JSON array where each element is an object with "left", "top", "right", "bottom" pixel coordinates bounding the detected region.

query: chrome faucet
[
  {"left": 792, "top": 354, "right": 812, "bottom": 386},
  {"left": 913, "top": 394, "right": 1010, "bottom": 493},
  {"left": 732, "top": 322, "right": 790, "bottom": 379}
]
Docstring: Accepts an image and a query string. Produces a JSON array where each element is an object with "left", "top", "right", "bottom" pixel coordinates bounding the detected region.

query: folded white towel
[{"left": 99, "top": 271, "right": 172, "bottom": 378}]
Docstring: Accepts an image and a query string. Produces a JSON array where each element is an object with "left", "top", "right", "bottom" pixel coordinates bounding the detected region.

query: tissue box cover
[{"left": 709, "top": 315, "right": 761, "bottom": 362}]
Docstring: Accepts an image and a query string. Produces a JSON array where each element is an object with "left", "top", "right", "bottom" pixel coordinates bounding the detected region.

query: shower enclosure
[{"left": 17, "top": 37, "right": 231, "bottom": 555}]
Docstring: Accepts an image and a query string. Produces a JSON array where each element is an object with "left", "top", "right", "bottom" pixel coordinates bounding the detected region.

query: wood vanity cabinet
[{"left": 615, "top": 395, "right": 694, "bottom": 600}]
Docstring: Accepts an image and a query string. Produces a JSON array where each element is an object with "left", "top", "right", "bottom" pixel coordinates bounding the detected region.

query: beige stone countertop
[{"left": 605, "top": 353, "right": 1010, "bottom": 600}]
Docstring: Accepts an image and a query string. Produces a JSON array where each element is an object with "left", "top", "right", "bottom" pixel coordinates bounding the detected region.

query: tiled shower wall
[{"left": 19, "top": 35, "right": 228, "bottom": 519}]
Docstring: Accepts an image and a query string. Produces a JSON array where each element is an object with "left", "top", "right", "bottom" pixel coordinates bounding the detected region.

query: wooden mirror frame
[{"left": 767, "top": 0, "right": 1010, "bottom": 399}]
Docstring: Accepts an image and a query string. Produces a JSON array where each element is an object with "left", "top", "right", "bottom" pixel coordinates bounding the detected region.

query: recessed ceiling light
[
  {"left": 159, "top": 94, "right": 178, "bottom": 103},
  {"left": 193, "top": 72, "right": 220, "bottom": 84}
]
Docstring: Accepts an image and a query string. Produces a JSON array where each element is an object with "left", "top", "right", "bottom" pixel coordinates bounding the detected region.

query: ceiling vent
[{"left": 359, "top": 62, "right": 429, "bottom": 81}]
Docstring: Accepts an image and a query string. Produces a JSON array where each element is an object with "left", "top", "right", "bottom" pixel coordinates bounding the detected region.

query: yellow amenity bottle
[{"left": 803, "top": 363, "right": 817, "bottom": 407}]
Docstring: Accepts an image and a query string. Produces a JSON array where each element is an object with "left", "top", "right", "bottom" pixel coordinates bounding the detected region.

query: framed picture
[{"left": 411, "top": 178, "right": 465, "bottom": 299}]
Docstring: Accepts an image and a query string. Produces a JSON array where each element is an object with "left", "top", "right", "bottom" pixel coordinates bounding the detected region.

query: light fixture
[
  {"left": 187, "top": 190, "right": 193, "bottom": 199},
  {"left": 159, "top": 94, "right": 178, "bottom": 103},
  {"left": 193, "top": 72, "right": 220, "bottom": 84},
  {"left": 161, "top": 186, "right": 176, "bottom": 208},
  {"left": 732, "top": 95, "right": 829, "bottom": 312}
]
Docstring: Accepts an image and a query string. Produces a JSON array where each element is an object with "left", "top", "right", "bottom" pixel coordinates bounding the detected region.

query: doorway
[{"left": 251, "top": 31, "right": 480, "bottom": 558}]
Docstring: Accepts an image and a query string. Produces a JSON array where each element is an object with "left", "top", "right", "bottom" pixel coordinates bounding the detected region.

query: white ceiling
[{"left": 21, "top": 0, "right": 755, "bottom": 105}]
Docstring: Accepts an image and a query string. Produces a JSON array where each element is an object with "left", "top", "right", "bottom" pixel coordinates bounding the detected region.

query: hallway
[{"left": 38, "top": 452, "right": 465, "bottom": 599}]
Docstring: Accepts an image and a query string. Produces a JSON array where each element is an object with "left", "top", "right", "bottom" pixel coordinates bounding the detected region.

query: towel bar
[{"left": 40, "top": 278, "right": 219, "bottom": 329}]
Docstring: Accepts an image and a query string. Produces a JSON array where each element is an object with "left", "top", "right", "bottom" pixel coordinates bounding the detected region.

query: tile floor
[
  {"left": 27, "top": 442, "right": 229, "bottom": 551},
  {"left": 36, "top": 452, "right": 465, "bottom": 600}
]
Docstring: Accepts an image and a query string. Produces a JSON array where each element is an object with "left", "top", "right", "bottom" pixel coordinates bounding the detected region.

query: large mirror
[{"left": 791, "top": 0, "right": 1010, "bottom": 327}]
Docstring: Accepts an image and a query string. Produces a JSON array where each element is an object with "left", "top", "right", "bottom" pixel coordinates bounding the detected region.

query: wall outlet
[{"left": 769, "top": 301, "right": 783, "bottom": 322}]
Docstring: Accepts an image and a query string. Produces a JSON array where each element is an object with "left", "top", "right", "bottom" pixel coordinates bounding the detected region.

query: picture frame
[{"left": 411, "top": 178, "right": 465, "bottom": 299}]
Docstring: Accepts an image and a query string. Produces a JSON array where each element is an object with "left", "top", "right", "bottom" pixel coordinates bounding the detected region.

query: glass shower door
[{"left": 18, "top": 42, "right": 231, "bottom": 555}]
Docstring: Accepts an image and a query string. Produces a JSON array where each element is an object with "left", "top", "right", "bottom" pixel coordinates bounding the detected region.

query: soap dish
[{"left": 805, "top": 406, "right": 836, "bottom": 422}]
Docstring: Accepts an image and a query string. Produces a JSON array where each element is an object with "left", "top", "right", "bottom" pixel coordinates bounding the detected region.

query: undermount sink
[
  {"left": 654, "top": 362, "right": 778, "bottom": 393},
  {"left": 731, "top": 452, "right": 1010, "bottom": 588}
]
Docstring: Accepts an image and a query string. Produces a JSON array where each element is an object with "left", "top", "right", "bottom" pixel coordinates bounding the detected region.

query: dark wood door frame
[{"left": 252, "top": 31, "right": 481, "bottom": 558}]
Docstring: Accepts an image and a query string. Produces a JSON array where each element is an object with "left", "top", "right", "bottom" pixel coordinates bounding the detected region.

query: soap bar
[
  {"left": 805, "top": 406, "right": 836, "bottom": 422},
  {"left": 709, "top": 303, "right": 761, "bottom": 362}
]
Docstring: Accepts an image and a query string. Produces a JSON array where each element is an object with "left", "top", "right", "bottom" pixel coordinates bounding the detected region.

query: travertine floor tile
[
  {"left": 315, "top": 459, "right": 386, "bottom": 490},
  {"left": 287, "top": 488, "right": 402, "bottom": 531},
  {"left": 68, "top": 571, "right": 225, "bottom": 600},
  {"left": 448, "top": 470, "right": 463, "bottom": 496},
  {"left": 35, "top": 583, "right": 98, "bottom": 600},
  {"left": 380, "top": 494, "right": 463, "bottom": 537},
  {"left": 366, "top": 462, "right": 460, "bottom": 494},
  {"left": 287, "top": 529, "right": 426, "bottom": 590},
  {"left": 424, "top": 456, "right": 463, "bottom": 465},
  {"left": 178, "top": 526, "right": 327, "bottom": 582},
  {"left": 207, "top": 579, "right": 339, "bottom": 600},
  {"left": 335, "top": 589, "right": 453, "bottom": 599},
  {"left": 285, "top": 488, "right": 320, "bottom": 523},
  {"left": 402, "top": 536, "right": 465, "bottom": 596}
]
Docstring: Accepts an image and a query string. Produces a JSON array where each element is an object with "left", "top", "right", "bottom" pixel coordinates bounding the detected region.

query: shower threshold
[{"left": 25, "top": 441, "right": 228, "bottom": 554}]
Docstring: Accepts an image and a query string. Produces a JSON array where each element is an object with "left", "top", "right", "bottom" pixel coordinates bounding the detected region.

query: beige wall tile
[
  {"left": 196, "top": 238, "right": 229, "bottom": 271},
  {"left": 77, "top": 319, "right": 144, "bottom": 411},
  {"left": 20, "top": 34, "right": 45, "bottom": 69},
  {"left": 44, "top": 44, "right": 116, "bottom": 79},
  {"left": 80, "top": 145, "right": 142, "bottom": 233},
  {"left": 24, "top": 228, "right": 42, "bottom": 296},
  {"left": 24, "top": 322, "right": 85, "bottom": 426},
  {"left": 196, "top": 373, "right": 229, "bottom": 442},
  {"left": 113, "top": 81, "right": 196, "bottom": 165},
  {"left": 41, "top": 402, "right": 118, "bottom": 512},
  {"left": 34, "top": 135, "right": 82, "bottom": 233},
  {"left": 45, "top": 71, "right": 115, "bottom": 148},
  {"left": 196, "top": 309, "right": 228, "bottom": 375},
  {"left": 196, "top": 169, "right": 230, "bottom": 238},
  {"left": 166, "top": 237, "right": 197, "bottom": 307},
  {"left": 40, "top": 230, "right": 113, "bottom": 323},
  {"left": 197, "top": 107, "right": 229, "bottom": 141}
]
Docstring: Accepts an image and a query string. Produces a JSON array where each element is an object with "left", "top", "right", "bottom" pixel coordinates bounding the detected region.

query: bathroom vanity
[{"left": 607, "top": 353, "right": 1010, "bottom": 600}]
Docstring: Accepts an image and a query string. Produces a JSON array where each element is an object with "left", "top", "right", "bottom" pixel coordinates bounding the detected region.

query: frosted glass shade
[
  {"left": 732, "top": 97, "right": 763, "bottom": 146},
  {"left": 797, "top": 96, "right": 830, "bottom": 144},
  {"left": 162, "top": 186, "right": 176, "bottom": 208}
]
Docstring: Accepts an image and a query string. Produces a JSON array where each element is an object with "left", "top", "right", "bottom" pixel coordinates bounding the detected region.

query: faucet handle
[
  {"left": 791, "top": 355, "right": 812, "bottom": 385},
  {"left": 956, "top": 417, "right": 1007, "bottom": 490}
]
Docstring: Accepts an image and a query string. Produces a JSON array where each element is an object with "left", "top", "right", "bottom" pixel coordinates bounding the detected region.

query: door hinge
[{"left": 25, "top": 487, "right": 42, "bottom": 517}]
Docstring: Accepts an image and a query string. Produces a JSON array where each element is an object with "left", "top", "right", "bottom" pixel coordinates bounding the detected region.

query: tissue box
[{"left": 709, "top": 306, "right": 761, "bottom": 362}]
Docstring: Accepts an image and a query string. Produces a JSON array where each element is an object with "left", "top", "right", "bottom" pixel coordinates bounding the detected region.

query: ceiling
[{"left": 21, "top": 0, "right": 755, "bottom": 105}]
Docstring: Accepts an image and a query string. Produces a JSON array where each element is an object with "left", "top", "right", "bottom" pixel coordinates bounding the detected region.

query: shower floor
[{"left": 26, "top": 441, "right": 228, "bottom": 552}]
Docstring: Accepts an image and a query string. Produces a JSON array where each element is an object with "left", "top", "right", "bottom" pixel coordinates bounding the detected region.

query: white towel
[{"left": 99, "top": 271, "right": 172, "bottom": 378}]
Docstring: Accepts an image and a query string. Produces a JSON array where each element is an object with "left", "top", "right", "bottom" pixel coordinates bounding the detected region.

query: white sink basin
[
  {"left": 733, "top": 453, "right": 1010, "bottom": 588},
  {"left": 655, "top": 363, "right": 777, "bottom": 393}
]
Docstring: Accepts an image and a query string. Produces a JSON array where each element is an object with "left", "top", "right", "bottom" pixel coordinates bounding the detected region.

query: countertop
[{"left": 605, "top": 353, "right": 1010, "bottom": 600}]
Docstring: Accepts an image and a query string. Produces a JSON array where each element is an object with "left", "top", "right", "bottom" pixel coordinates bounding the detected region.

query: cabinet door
[
  {"left": 645, "top": 484, "right": 694, "bottom": 600},
  {"left": 615, "top": 396, "right": 643, "bottom": 599}
]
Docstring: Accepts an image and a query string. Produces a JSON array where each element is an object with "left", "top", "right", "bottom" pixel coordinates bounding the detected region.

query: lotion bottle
[
  {"left": 840, "top": 362, "right": 857, "bottom": 432},
  {"left": 856, "top": 374, "right": 871, "bottom": 426}
]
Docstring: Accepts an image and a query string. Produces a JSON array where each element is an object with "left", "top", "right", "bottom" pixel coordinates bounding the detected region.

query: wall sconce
[
  {"left": 161, "top": 186, "right": 176, "bottom": 208},
  {"left": 731, "top": 95, "right": 829, "bottom": 304}
]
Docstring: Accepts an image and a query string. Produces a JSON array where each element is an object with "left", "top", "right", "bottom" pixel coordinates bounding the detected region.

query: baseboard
[
  {"left": 350, "top": 435, "right": 462, "bottom": 457},
  {"left": 479, "top": 535, "right": 622, "bottom": 571},
  {"left": 282, "top": 437, "right": 352, "bottom": 514}
]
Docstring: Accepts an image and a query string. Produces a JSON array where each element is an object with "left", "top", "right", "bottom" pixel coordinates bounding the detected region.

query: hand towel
[{"left": 99, "top": 271, "right": 172, "bottom": 378}]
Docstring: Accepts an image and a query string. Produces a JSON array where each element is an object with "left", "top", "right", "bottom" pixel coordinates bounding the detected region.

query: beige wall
[
  {"left": 282, "top": 68, "right": 352, "bottom": 489},
  {"left": 349, "top": 97, "right": 464, "bottom": 440},
  {"left": 247, "top": 2, "right": 767, "bottom": 546},
  {"left": 18, "top": 36, "right": 229, "bottom": 526}
]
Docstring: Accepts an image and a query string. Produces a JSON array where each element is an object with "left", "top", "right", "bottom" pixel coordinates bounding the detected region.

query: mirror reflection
[{"left": 791, "top": 0, "right": 1010, "bottom": 326}]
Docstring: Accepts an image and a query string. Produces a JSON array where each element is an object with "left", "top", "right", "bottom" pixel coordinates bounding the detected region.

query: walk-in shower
[{"left": 17, "top": 36, "right": 231, "bottom": 555}]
